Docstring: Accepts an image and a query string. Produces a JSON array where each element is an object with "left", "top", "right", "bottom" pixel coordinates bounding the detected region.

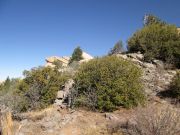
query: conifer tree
[{"left": 69, "top": 46, "right": 83, "bottom": 64}]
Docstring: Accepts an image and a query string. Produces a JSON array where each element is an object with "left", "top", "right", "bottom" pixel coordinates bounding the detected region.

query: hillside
[{"left": 0, "top": 52, "right": 179, "bottom": 135}]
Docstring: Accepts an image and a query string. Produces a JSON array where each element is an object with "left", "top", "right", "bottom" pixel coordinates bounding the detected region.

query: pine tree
[
  {"left": 108, "top": 40, "right": 124, "bottom": 55},
  {"left": 69, "top": 46, "right": 83, "bottom": 64},
  {"left": 4, "top": 76, "right": 11, "bottom": 89},
  {"left": 143, "top": 14, "right": 165, "bottom": 26}
]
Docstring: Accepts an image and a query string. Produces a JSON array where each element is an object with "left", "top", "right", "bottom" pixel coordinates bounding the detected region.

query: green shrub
[
  {"left": 16, "top": 67, "right": 69, "bottom": 112},
  {"left": 128, "top": 19, "right": 180, "bottom": 68},
  {"left": 170, "top": 71, "right": 180, "bottom": 101},
  {"left": 73, "top": 56, "right": 145, "bottom": 112},
  {"left": 0, "top": 78, "right": 21, "bottom": 111},
  {"left": 158, "top": 71, "right": 180, "bottom": 104}
]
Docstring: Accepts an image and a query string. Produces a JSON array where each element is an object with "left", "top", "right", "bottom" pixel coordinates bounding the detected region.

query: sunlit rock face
[
  {"left": 80, "top": 52, "right": 94, "bottom": 63},
  {"left": 45, "top": 56, "right": 70, "bottom": 68},
  {"left": 45, "top": 52, "right": 93, "bottom": 67},
  {"left": 177, "top": 27, "right": 180, "bottom": 34}
]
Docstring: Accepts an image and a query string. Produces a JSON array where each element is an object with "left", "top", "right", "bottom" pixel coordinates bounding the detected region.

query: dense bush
[
  {"left": 169, "top": 71, "right": 180, "bottom": 101},
  {"left": 128, "top": 17, "right": 180, "bottom": 68},
  {"left": 0, "top": 77, "right": 20, "bottom": 97},
  {"left": 16, "top": 67, "right": 69, "bottom": 112},
  {"left": 159, "top": 71, "right": 180, "bottom": 103},
  {"left": 72, "top": 56, "right": 145, "bottom": 111},
  {"left": 0, "top": 78, "right": 21, "bottom": 111}
]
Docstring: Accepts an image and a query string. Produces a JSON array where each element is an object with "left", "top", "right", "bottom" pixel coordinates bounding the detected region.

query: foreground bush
[
  {"left": 120, "top": 105, "right": 180, "bottom": 135},
  {"left": 128, "top": 17, "right": 180, "bottom": 68},
  {"left": 0, "top": 78, "right": 21, "bottom": 110},
  {"left": 72, "top": 56, "right": 145, "bottom": 111},
  {"left": 170, "top": 71, "right": 180, "bottom": 101},
  {"left": 16, "top": 67, "right": 69, "bottom": 112},
  {"left": 158, "top": 71, "right": 180, "bottom": 103}
]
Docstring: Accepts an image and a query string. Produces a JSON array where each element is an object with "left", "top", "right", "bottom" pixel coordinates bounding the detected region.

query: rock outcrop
[
  {"left": 117, "top": 53, "right": 177, "bottom": 98},
  {"left": 45, "top": 52, "right": 93, "bottom": 68},
  {"left": 80, "top": 52, "right": 94, "bottom": 63},
  {"left": 54, "top": 79, "right": 74, "bottom": 108},
  {"left": 177, "top": 27, "right": 180, "bottom": 34},
  {"left": 45, "top": 56, "right": 70, "bottom": 68}
]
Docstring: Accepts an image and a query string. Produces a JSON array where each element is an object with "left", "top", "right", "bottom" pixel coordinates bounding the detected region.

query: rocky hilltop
[{"left": 45, "top": 52, "right": 93, "bottom": 68}]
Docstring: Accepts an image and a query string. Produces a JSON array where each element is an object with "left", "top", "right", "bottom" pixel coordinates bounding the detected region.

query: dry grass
[
  {"left": 14, "top": 106, "right": 54, "bottom": 121},
  {"left": 1, "top": 111, "right": 14, "bottom": 135},
  {"left": 121, "top": 105, "right": 180, "bottom": 135}
]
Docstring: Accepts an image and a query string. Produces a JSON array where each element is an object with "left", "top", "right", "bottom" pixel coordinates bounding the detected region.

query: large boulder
[
  {"left": 80, "top": 52, "right": 94, "bottom": 63},
  {"left": 45, "top": 56, "right": 70, "bottom": 67}
]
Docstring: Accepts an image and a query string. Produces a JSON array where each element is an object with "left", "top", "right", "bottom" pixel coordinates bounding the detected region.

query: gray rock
[
  {"left": 153, "top": 60, "right": 164, "bottom": 69},
  {"left": 143, "top": 63, "right": 155, "bottom": 69},
  {"left": 127, "top": 53, "right": 144, "bottom": 61},
  {"left": 57, "top": 91, "right": 64, "bottom": 99},
  {"left": 105, "top": 113, "right": 119, "bottom": 121}
]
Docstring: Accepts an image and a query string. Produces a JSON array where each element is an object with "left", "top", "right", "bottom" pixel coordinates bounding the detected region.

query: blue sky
[{"left": 0, "top": 0, "right": 180, "bottom": 80}]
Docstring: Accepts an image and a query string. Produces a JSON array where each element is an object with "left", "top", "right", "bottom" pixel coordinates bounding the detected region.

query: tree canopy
[
  {"left": 108, "top": 40, "right": 124, "bottom": 55},
  {"left": 128, "top": 15, "right": 180, "bottom": 68},
  {"left": 69, "top": 46, "right": 83, "bottom": 64}
]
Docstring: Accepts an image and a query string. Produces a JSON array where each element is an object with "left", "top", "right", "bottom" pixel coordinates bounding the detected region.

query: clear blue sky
[{"left": 0, "top": 0, "right": 180, "bottom": 80}]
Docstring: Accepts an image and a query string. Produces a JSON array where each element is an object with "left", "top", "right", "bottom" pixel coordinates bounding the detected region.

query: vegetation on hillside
[
  {"left": 128, "top": 15, "right": 180, "bottom": 68},
  {"left": 15, "top": 67, "right": 69, "bottom": 112},
  {"left": 170, "top": 71, "right": 180, "bottom": 101},
  {"left": 72, "top": 56, "right": 145, "bottom": 112},
  {"left": 160, "top": 71, "right": 180, "bottom": 102},
  {"left": 0, "top": 77, "right": 21, "bottom": 110}
]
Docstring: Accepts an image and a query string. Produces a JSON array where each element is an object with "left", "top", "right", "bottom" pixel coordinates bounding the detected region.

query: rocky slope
[{"left": 117, "top": 53, "right": 177, "bottom": 99}]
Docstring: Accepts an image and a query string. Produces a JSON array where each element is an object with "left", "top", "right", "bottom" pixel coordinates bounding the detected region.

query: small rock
[
  {"left": 167, "top": 70, "right": 176, "bottom": 75},
  {"left": 127, "top": 53, "right": 143, "bottom": 61},
  {"left": 142, "top": 63, "right": 155, "bottom": 69},
  {"left": 105, "top": 113, "right": 119, "bottom": 121},
  {"left": 152, "top": 60, "right": 164, "bottom": 69},
  {"left": 117, "top": 54, "right": 128, "bottom": 59}
]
